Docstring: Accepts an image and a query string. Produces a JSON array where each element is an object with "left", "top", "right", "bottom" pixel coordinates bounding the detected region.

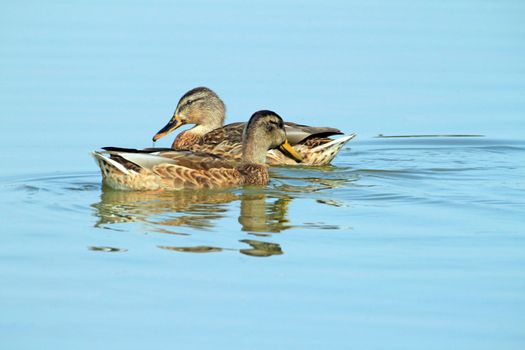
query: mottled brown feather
[
  {"left": 300, "top": 137, "right": 332, "bottom": 148},
  {"left": 199, "top": 122, "right": 245, "bottom": 145},
  {"left": 173, "top": 122, "right": 349, "bottom": 166},
  {"left": 149, "top": 163, "right": 245, "bottom": 190},
  {"left": 237, "top": 164, "right": 269, "bottom": 186},
  {"left": 172, "top": 132, "right": 202, "bottom": 150}
]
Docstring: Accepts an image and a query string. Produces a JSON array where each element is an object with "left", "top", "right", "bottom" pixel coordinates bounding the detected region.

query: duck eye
[{"left": 187, "top": 99, "right": 193, "bottom": 105}]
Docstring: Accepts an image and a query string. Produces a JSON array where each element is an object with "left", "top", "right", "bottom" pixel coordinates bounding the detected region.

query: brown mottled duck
[
  {"left": 152, "top": 87, "right": 356, "bottom": 165},
  {"left": 92, "top": 110, "right": 301, "bottom": 191}
]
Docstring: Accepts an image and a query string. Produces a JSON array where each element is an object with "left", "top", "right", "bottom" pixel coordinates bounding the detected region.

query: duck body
[
  {"left": 174, "top": 121, "right": 356, "bottom": 165},
  {"left": 93, "top": 149, "right": 246, "bottom": 191},
  {"left": 154, "top": 87, "right": 356, "bottom": 166},
  {"left": 93, "top": 111, "right": 301, "bottom": 191}
]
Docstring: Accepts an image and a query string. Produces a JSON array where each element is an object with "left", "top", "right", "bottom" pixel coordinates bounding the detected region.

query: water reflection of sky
[{"left": 1, "top": 1, "right": 525, "bottom": 349}]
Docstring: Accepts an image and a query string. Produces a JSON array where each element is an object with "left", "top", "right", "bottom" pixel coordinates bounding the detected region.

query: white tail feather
[
  {"left": 311, "top": 133, "right": 357, "bottom": 152},
  {"left": 104, "top": 151, "right": 179, "bottom": 170},
  {"left": 91, "top": 151, "right": 130, "bottom": 175}
]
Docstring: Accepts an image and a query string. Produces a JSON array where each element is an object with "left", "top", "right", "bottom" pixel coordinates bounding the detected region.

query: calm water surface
[
  {"left": 1, "top": 137, "right": 524, "bottom": 349},
  {"left": 1, "top": 0, "right": 525, "bottom": 349}
]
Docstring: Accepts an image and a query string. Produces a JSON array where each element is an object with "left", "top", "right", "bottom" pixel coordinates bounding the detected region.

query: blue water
[{"left": 1, "top": 1, "right": 525, "bottom": 349}]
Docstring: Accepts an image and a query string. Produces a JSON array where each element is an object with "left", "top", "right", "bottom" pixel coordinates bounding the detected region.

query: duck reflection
[
  {"left": 91, "top": 188, "right": 238, "bottom": 233},
  {"left": 91, "top": 187, "right": 292, "bottom": 257},
  {"left": 156, "top": 240, "right": 283, "bottom": 258},
  {"left": 238, "top": 239, "right": 283, "bottom": 257},
  {"left": 238, "top": 193, "right": 292, "bottom": 233}
]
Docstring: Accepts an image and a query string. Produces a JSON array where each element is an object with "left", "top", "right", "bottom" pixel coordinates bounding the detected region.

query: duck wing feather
[
  {"left": 198, "top": 121, "right": 343, "bottom": 146},
  {"left": 283, "top": 122, "right": 343, "bottom": 144}
]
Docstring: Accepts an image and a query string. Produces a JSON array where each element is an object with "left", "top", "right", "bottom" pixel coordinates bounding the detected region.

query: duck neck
[
  {"left": 171, "top": 120, "right": 223, "bottom": 150},
  {"left": 187, "top": 122, "right": 222, "bottom": 136},
  {"left": 241, "top": 131, "right": 269, "bottom": 165}
]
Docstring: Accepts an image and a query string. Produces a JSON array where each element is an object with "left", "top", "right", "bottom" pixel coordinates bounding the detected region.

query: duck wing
[
  {"left": 102, "top": 148, "right": 233, "bottom": 171},
  {"left": 102, "top": 146, "right": 174, "bottom": 153},
  {"left": 198, "top": 121, "right": 343, "bottom": 146},
  {"left": 200, "top": 122, "right": 245, "bottom": 145},
  {"left": 94, "top": 149, "right": 241, "bottom": 190},
  {"left": 283, "top": 122, "right": 343, "bottom": 144}
]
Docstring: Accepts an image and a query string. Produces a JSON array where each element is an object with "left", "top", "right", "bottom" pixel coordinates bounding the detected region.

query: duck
[
  {"left": 152, "top": 87, "right": 356, "bottom": 166},
  {"left": 92, "top": 110, "right": 302, "bottom": 191}
]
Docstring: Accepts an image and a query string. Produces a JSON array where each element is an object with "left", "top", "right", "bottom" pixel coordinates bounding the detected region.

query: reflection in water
[
  {"left": 92, "top": 188, "right": 295, "bottom": 233},
  {"left": 270, "top": 168, "right": 355, "bottom": 193},
  {"left": 89, "top": 166, "right": 351, "bottom": 256},
  {"left": 272, "top": 178, "right": 349, "bottom": 193},
  {"left": 158, "top": 245, "right": 224, "bottom": 253},
  {"left": 316, "top": 199, "right": 345, "bottom": 207},
  {"left": 88, "top": 246, "right": 128, "bottom": 253},
  {"left": 239, "top": 239, "right": 283, "bottom": 257},
  {"left": 91, "top": 187, "right": 295, "bottom": 257},
  {"left": 156, "top": 240, "right": 283, "bottom": 257},
  {"left": 91, "top": 189, "right": 238, "bottom": 233},
  {"left": 238, "top": 193, "right": 292, "bottom": 233}
]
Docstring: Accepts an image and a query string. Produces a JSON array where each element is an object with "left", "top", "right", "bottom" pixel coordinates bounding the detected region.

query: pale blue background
[{"left": 1, "top": 1, "right": 524, "bottom": 349}]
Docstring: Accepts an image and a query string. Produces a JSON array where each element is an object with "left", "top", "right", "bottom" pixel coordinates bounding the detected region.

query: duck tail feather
[
  {"left": 311, "top": 133, "right": 357, "bottom": 152},
  {"left": 91, "top": 151, "right": 130, "bottom": 175}
]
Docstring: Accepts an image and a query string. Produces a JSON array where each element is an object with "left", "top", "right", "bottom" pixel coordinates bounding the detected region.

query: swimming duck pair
[{"left": 92, "top": 87, "right": 356, "bottom": 191}]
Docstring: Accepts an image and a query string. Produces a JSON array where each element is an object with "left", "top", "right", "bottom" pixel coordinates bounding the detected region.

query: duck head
[
  {"left": 153, "top": 87, "right": 226, "bottom": 141},
  {"left": 242, "top": 110, "right": 302, "bottom": 164}
]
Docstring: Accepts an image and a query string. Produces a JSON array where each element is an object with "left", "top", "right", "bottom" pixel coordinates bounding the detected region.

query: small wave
[
  {"left": 2, "top": 171, "right": 101, "bottom": 194},
  {"left": 3, "top": 171, "right": 99, "bottom": 184},
  {"left": 355, "top": 137, "right": 525, "bottom": 149},
  {"left": 354, "top": 168, "right": 427, "bottom": 180},
  {"left": 375, "top": 134, "right": 485, "bottom": 138}
]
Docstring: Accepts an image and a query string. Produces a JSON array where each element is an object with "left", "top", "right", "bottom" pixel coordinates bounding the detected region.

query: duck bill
[
  {"left": 279, "top": 140, "right": 302, "bottom": 163},
  {"left": 152, "top": 115, "right": 184, "bottom": 141}
]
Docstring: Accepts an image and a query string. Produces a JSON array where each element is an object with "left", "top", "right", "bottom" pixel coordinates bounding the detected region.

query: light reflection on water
[
  {"left": 4, "top": 136, "right": 523, "bottom": 250},
  {"left": 1, "top": 136, "right": 525, "bottom": 349},
  {"left": 91, "top": 189, "right": 296, "bottom": 256},
  {"left": 85, "top": 159, "right": 358, "bottom": 256}
]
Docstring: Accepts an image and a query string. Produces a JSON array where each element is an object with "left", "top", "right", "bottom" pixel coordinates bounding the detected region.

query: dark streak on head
[{"left": 246, "top": 110, "right": 283, "bottom": 130}]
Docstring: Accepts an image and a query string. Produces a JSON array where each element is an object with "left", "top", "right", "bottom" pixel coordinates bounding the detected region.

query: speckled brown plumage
[
  {"left": 154, "top": 163, "right": 244, "bottom": 190},
  {"left": 171, "top": 117, "right": 354, "bottom": 166},
  {"left": 200, "top": 122, "right": 245, "bottom": 145},
  {"left": 237, "top": 164, "right": 269, "bottom": 186},
  {"left": 152, "top": 87, "right": 355, "bottom": 166},
  {"left": 300, "top": 137, "right": 331, "bottom": 148},
  {"left": 94, "top": 152, "right": 250, "bottom": 191},
  {"left": 93, "top": 110, "right": 297, "bottom": 191},
  {"left": 197, "top": 121, "right": 342, "bottom": 147},
  {"left": 188, "top": 137, "right": 351, "bottom": 166},
  {"left": 172, "top": 132, "right": 202, "bottom": 150}
]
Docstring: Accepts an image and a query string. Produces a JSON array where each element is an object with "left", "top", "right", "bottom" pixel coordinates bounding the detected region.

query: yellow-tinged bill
[
  {"left": 279, "top": 139, "right": 302, "bottom": 163},
  {"left": 152, "top": 115, "right": 184, "bottom": 141}
]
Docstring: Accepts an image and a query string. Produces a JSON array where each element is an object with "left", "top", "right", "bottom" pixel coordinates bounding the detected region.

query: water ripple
[{"left": 2, "top": 137, "right": 524, "bottom": 258}]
